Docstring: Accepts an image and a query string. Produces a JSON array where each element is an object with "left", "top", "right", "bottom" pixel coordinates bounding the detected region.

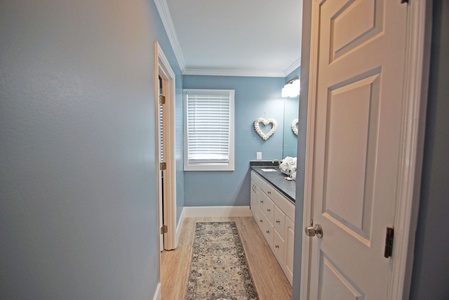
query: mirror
[
  {"left": 282, "top": 96, "right": 299, "bottom": 158},
  {"left": 282, "top": 69, "right": 300, "bottom": 158}
]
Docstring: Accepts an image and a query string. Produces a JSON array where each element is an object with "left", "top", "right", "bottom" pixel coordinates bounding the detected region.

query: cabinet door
[
  {"left": 284, "top": 216, "right": 295, "bottom": 284},
  {"left": 250, "top": 181, "right": 259, "bottom": 219},
  {"left": 261, "top": 213, "right": 274, "bottom": 249}
]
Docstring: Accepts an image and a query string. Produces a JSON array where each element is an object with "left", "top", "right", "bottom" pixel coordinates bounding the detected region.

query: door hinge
[
  {"left": 161, "top": 225, "right": 168, "bottom": 234},
  {"left": 384, "top": 227, "right": 394, "bottom": 258},
  {"left": 160, "top": 162, "right": 166, "bottom": 170},
  {"left": 159, "top": 95, "right": 166, "bottom": 105}
]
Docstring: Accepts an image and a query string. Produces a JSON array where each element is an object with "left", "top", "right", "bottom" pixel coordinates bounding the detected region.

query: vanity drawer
[
  {"left": 274, "top": 205, "right": 286, "bottom": 239},
  {"left": 273, "top": 230, "right": 285, "bottom": 264},
  {"left": 254, "top": 207, "right": 264, "bottom": 232},
  {"left": 259, "top": 178, "right": 276, "bottom": 198},
  {"left": 251, "top": 171, "right": 273, "bottom": 195}
]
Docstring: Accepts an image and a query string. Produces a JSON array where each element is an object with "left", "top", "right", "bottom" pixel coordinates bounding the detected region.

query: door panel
[
  {"left": 331, "top": 0, "right": 383, "bottom": 61},
  {"left": 320, "top": 254, "right": 364, "bottom": 300},
  {"left": 308, "top": 0, "right": 407, "bottom": 298},
  {"left": 324, "top": 73, "right": 380, "bottom": 240}
]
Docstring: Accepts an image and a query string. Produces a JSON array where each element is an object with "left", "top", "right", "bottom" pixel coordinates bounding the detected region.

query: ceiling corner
[{"left": 282, "top": 58, "right": 301, "bottom": 77}]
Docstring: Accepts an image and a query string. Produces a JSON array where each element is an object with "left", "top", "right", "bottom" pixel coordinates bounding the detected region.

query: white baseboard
[
  {"left": 183, "top": 206, "right": 252, "bottom": 218},
  {"left": 152, "top": 282, "right": 161, "bottom": 300},
  {"left": 175, "top": 208, "right": 186, "bottom": 248}
]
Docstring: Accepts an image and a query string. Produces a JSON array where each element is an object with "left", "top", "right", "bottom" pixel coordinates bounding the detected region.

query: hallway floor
[{"left": 161, "top": 216, "right": 292, "bottom": 300}]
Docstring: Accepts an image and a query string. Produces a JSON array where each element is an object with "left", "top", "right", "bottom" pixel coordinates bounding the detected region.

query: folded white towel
[
  {"left": 291, "top": 170, "right": 297, "bottom": 181},
  {"left": 279, "top": 156, "right": 297, "bottom": 175}
]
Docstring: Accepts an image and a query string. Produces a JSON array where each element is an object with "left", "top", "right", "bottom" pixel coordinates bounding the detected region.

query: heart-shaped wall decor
[
  {"left": 291, "top": 119, "right": 299, "bottom": 136},
  {"left": 254, "top": 118, "right": 277, "bottom": 141}
]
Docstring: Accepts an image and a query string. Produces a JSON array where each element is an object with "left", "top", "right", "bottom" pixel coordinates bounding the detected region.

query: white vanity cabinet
[{"left": 250, "top": 171, "right": 295, "bottom": 285}]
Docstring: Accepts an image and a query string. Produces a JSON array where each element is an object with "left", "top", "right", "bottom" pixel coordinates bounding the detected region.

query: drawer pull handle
[
  {"left": 259, "top": 220, "right": 263, "bottom": 223},
  {"left": 275, "top": 245, "right": 280, "bottom": 249},
  {"left": 260, "top": 200, "right": 264, "bottom": 203},
  {"left": 267, "top": 209, "right": 271, "bottom": 212},
  {"left": 267, "top": 191, "right": 271, "bottom": 194},
  {"left": 276, "top": 220, "right": 280, "bottom": 223},
  {"left": 266, "top": 230, "right": 270, "bottom": 234}
]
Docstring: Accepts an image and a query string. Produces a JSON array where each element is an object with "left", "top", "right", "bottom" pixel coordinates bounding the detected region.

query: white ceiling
[{"left": 155, "top": 0, "right": 303, "bottom": 77}]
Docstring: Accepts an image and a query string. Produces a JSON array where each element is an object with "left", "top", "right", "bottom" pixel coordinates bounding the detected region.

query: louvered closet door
[
  {"left": 158, "top": 75, "right": 166, "bottom": 251},
  {"left": 159, "top": 99, "right": 164, "bottom": 165}
]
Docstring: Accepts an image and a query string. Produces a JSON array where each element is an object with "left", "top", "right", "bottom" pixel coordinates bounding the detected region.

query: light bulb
[{"left": 282, "top": 79, "right": 300, "bottom": 98}]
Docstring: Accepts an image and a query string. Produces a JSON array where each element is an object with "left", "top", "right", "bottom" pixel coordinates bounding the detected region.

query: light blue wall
[
  {"left": 0, "top": 1, "right": 181, "bottom": 299},
  {"left": 410, "top": 1, "right": 449, "bottom": 299},
  {"left": 183, "top": 75, "right": 285, "bottom": 206}
]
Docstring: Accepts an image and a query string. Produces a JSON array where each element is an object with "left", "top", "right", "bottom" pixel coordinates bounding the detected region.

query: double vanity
[{"left": 250, "top": 161, "right": 296, "bottom": 285}]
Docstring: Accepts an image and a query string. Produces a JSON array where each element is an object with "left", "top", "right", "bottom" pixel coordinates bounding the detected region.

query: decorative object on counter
[
  {"left": 186, "top": 222, "right": 259, "bottom": 300},
  {"left": 279, "top": 156, "right": 297, "bottom": 180},
  {"left": 254, "top": 117, "right": 277, "bottom": 141},
  {"left": 291, "top": 118, "right": 299, "bottom": 136}
]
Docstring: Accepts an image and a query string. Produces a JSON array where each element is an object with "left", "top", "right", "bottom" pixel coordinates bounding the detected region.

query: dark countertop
[{"left": 250, "top": 161, "right": 296, "bottom": 203}]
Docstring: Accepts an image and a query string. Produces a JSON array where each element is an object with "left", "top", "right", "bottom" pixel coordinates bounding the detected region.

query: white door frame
[
  {"left": 155, "top": 41, "right": 177, "bottom": 251},
  {"left": 299, "top": 1, "right": 431, "bottom": 299}
]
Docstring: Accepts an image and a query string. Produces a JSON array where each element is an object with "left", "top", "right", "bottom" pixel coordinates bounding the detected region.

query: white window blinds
[{"left": 184, "top": 89, "right": 235, "bottom": 171}]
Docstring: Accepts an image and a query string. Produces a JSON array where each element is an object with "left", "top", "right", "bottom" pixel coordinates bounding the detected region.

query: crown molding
[
  {"left": 183, "top": 59, "right": 301, "bottom": 77},
  {"left": 183, "top": 68, "right": 286, "bottom": 77},
  {"left": 154, "top": 0, "right": 186, "bottom": 72},
  {"left": 282, "top": 57, "right": 301, "bottom": 77}
]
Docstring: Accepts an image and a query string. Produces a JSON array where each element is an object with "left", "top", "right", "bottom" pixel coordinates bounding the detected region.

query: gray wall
[
  {"left": 0, "top": 1, "right": 181, "bottom": 299},
  {"left": 291, "top": 0, "right": 312, "bottom": 296},
  {"left": 183, "top": 75, "right": 285, "bottom": 207},
  {"left": 175, "top": 73, "right": 185, "bottom": 223},
  {"left": 410, "top": 1, "right": 449, "bottom": 299}
]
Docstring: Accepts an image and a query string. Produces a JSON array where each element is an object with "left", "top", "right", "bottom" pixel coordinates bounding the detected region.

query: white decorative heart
[
  {"left": 254, "top": 118, "right": 277, "bottom": 141},
  {"left": 291, "top": 119, "right": 299, "bottom": 136}
]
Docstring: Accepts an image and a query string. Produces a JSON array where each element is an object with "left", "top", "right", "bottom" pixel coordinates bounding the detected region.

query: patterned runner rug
[{"left": 186, "top": 222, "right": 259, "bottom": 300}]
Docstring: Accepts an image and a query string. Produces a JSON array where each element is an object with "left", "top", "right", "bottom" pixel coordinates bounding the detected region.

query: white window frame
[{"left": 183, "top": 89, "right": 235, "bottom": 171}]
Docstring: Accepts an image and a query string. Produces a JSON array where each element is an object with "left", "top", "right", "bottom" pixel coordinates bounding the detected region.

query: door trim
[
  {"left": 298, "top": 1, "right": 430, "bottom": 299},
  {"left": 155, "top": 41, "right": 177, "bottom": 250}
]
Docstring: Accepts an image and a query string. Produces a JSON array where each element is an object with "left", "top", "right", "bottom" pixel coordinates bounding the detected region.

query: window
[{"left": 184, "top": 89, "right": 235, "bottom": 171}]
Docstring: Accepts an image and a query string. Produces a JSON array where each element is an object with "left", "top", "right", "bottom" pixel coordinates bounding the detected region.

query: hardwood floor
[{"left": 161, "top": 217, "right": 292, "bottom": 300}]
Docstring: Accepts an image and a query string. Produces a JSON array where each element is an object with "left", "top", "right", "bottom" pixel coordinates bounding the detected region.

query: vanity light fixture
[{"left": 281, "top": 77, "right": 300, "bottom": 98}]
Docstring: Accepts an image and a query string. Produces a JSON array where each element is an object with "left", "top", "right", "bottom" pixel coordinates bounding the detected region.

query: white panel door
[{"left": 306, "top": 0, "right": 407, "bottom": 299}]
